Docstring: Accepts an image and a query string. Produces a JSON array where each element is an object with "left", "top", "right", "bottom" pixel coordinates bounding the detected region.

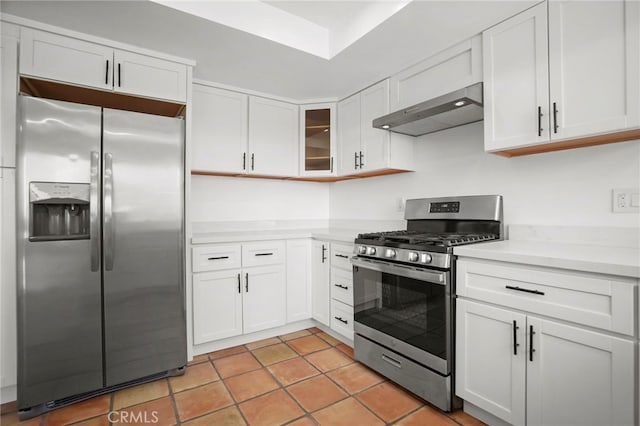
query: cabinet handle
[
  {"left": 537, "top": 106, "right": 543, "bottom": 137},
  {"left": 242, "top": 152, "right": 246, "bottom": 170},
  {"left": 553, "top": 102, "right": 559, "bottom": 133},
  {"left": 334, "top": 283, "right": 349, "bottom": 290},
  {"left": 381, "top": 354, "right": 402, "bottom": 369},
  {"left": 505, "top": 285, "right": 544, "bottom": 296},
  {"left": 117, "top": 63, "right": 121, "bottom": 87},
  {"left": 105, "top": 60, "right": 110, "bottom": 85},
  {"left": 208, "top": 256, "right": 229, "bottom": 260},
  {"left": 251, "top": 153, "right": 255, "bottom": 171},
  {"left": 330, "top": 156, "right": 334, "bottom": 173},
  {"left": 354, "top": 152, "right": 359, "bottom": 170},
  {"left": 321, "top": 244, "right": 327, "bottom": 263},
  {"left": 335, "top": 254, "right": 349, "bottom": 259},
  {"left": 255, "top": 252, "right": 273, "bottom": 257},
  {"left": 237, "top": 273, "right": 241, "bottom": 293},
  {"left": 359, "top": 151, "right": 363, "bottom": 168},
  {"left": 513, "top": 320, "right": 520, "bottom": 356},
  {"left": 245, "top": 273, "right": 249, "bottom": 292},
  {"left": 529, "top": 325, "right": 535, "bottom": 362},
  {"left": 334, "top": 316, "right": 348, "bottom": 324}
]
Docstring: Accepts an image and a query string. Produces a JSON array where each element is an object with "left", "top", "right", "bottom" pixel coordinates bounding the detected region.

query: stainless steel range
[{"left": 352, "top": 195, "right": 503, "bottom": 411}]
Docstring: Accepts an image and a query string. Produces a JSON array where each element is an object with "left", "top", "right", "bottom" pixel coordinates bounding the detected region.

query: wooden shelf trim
[
  {"left": 20, "top": 77, "right": 185, "bottom": 117},
  {"left": 191, "top": 168, "right": 412, "bottom": 182},
  {"left": 493, "top": 128, "right": 640, "bottom": 157}
]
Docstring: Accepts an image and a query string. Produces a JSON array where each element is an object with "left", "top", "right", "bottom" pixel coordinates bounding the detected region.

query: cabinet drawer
[
  {"left": 331, "top": 299, "right": 354, "bottom": 340},
  {"left": 242, "top": 241, "right": 285, "bottom": 267},
  {"left": 331, "top": 268, "right": 353, "bottom": 306},
  {"left": 331, "top": 243, "right": 354, "bottom": 271},
  {"left": 457, "top": 259, "right": 636, "bottom": 336},
  {"left": 192, "top": 244, "right": 241, "bottom": 272}
]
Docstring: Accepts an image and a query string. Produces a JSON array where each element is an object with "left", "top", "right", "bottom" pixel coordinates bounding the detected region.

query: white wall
[
  {"left": 330, "top": 122, "right": 640, "bottom": 228},
  {"left": 190, "top": 175, "right": 330, "bottom": 222}
]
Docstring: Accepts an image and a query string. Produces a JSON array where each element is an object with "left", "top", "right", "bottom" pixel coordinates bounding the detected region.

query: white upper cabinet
[
  {"left": 338, "top": 79, "right": 413, "bottom": 176},
  {"left": 191, "top": 84, "right": 248, "bottom": 174},
  {"left": 389, "top": 35, "right": 482, "bottom": 112},
  {"left": 484, "top": 0, "right": 640, "bottom": 152},
  {"left": 191, "top": 85, "right": 299, "bottom": 177},
  {"left": 20, "top": 28, "right": 113, "bottom": 91},
  {"left": 19, "top": 27, "right": 188, "bottom": 103},
  {"left": 337, "top": 93, "right": 362, "bottom": 175},
  {"left": 483, "top": 3, "right": 550, "bottom": 150},
  {"left": 113, "top": 50, "right": 187, "bottom": 102},
  {"left": 360, "top": 81, "right": 391, "bottom": 172},
  {"left": 1, "top": 25, "right": 19, "bottom": 168},
  {"left": 547, "top": 0, "right": 639, "bottom": 140},
  {"left": 300, "top": 103, "right": 336, "bottom": 177},
  {"left": 248, "top": 96, "right": 299, "bottom": 177}
]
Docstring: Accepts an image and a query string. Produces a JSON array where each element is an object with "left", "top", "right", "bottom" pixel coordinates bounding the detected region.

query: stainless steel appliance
[
  {"left": 16, "top": 96, "right": 187, "bottom": 418},
  {"left": 352, "top": 195, "right": 503, "bottom": 411},
  {"left": 372, "top": 83, "right": 483, "bottom": 136}
]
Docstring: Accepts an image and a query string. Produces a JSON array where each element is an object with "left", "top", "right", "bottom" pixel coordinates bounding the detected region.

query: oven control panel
[
  {"left": 355, "top": 245, "right": 450, "bottom": 269},
  {"left": 429, "top": 201, "right": 460, "bottom": 213}
]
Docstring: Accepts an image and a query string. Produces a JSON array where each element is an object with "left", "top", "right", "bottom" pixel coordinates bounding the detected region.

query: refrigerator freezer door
[
  {"left": 102, "top": 108, "right": 186, "bottom": 386},
  {"left": 17, "top": 96, "right": 103, "bottom": 409}
]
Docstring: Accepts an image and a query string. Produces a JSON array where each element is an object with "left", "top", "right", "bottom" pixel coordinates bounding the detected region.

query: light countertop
[
  {"left": 454, "top": 240, "right": 640, "bottom": 278},
  {"left": 191, "top": 228, "right": 360, "bottom": 245}
]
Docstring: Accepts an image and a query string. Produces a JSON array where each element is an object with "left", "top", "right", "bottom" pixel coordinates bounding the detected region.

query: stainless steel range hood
[{"left": 373, "top": 83, "right": 483, "bottom": 136}]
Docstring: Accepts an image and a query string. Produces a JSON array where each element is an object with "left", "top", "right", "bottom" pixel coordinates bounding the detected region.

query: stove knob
[
  {"left": 358, "top": 246, "right": 367, "bottom": 254},
  {"left": 385, "top": 249, "right": 397, "bottom": 259},
  {"left": 408, "top": 252, "right": 419, "bottom": 262},
  {"left": 367, "top": 247, "right": 377, "bottom": 255},
  {"left": 420, "top": 253, "right": 433, "bottom": 264}
]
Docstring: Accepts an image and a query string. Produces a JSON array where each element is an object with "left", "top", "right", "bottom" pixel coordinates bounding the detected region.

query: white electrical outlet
[
  {"left": 396, "top": 197, "right": 406, "bottom": 212},
  {"left": 613, "top": 188, "right": 640, "bottom": 213}
]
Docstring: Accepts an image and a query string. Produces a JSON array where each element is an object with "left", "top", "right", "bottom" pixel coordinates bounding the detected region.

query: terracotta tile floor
[{"left": 0, "top": 327, "right": 487, "bottom": 426}]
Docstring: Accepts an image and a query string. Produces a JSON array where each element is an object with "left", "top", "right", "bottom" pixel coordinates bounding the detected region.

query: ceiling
[{"left": 0, "top": 0, "right": 536, "bottom": 101}]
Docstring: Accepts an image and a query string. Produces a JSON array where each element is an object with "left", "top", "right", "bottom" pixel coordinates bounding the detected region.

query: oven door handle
[{"left": 351, "top": 257, "right": 447, "bottom": 285}]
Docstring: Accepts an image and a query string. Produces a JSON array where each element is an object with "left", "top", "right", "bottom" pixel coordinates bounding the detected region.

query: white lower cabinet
[
  {"left": 193, "top": 270, "right": 243, "bottom": 344},
  {"left": 286, "top": 239, "right": 312, "bottom": 323},
  {"left": 192, "top": 241, "right": 286, "bottom": 345},
  {"left": 456, "top": 259, "right": 637, "bottom": 426},
  {"left": 242, "top": 265, "right": 286, "bottom": 334},
  {"left": 1, "top": 168, "right": 17, "bottom": 392},
  {"left": 456, "top": 300, "right": 525, "bottom": 425},
  {"left": 311, "top": 239, "right": 355, "bottom": 340},
  {"left": 311, "top": 240, "right": 330, "bottom": 326},
  {"left": 329, "top": 243, "right": 354, "bottom": 340}
]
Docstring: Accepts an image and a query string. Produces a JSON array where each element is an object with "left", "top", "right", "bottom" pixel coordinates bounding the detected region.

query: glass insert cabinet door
[{"left": 300, "top": 103, "right": 336, "bottom": 176}]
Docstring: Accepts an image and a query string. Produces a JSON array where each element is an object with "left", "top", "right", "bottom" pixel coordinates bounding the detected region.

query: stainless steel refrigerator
[{"left": 16, "top": 95, "right": 187, "bottom": 417}]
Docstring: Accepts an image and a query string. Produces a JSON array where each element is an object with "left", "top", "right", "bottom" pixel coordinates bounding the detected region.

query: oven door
[{"left": 352, "top": 256, "right": 452, "bottom": 375}]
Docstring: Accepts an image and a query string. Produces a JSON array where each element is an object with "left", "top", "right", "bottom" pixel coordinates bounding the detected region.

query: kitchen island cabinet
[
  {"left": 483, "top": 0, "right": 640, "bottom": 155},
  {"left": 455, "top": 257, "right": 637, "bottom": 426}
]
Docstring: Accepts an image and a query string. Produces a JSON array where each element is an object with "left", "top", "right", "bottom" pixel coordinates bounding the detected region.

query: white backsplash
[{"left": 508, "top": 225, "right": 640, "bottom": 248}]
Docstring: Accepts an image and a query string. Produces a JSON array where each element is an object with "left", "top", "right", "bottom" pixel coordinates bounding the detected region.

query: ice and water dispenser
[{"left": 29, "top": 182, "right": 90, "bottom": 241}]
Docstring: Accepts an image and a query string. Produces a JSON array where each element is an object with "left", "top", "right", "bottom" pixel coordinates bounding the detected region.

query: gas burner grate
[{"left": 357, "top": 231, "right": 499, "bottom": 247}]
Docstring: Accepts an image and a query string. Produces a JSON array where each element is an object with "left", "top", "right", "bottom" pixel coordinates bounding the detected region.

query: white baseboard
[{"left": 1, "top": 384, "right": 16, "bottom": 404}]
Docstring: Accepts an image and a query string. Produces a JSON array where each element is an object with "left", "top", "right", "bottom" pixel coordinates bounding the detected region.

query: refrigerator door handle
[
  {"left": 104, "top": 153, "right": 115, "bottom": 271},
  {"left": 90, "top": 151, "right": 100, "bottom": 272}
]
